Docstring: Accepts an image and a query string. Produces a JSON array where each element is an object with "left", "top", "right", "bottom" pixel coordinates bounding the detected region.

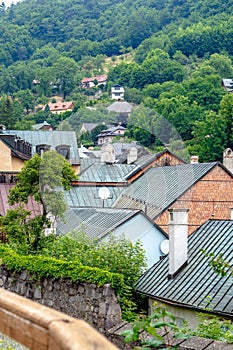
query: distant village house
[
  {"left": 81, "top": 75, "right": 107, "bottom": 88},
  {"left": 111, "top": 84, "right": 125, "bottom": 100},
  {"left": 96, "top": 125, "right": 126, "bottom": 145},
  {"left": 43, "top": 101, "right": 74, "bottom": 114}
]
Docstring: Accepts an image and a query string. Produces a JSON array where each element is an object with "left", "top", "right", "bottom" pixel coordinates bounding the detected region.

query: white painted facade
[{"left": 111, "top": 85, "right": 125, "bottom": 100}]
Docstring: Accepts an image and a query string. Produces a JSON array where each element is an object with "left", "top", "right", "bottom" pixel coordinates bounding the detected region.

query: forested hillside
[
  {"left": 1, "top": 0, "right": 233, "bottom": 65},
  {"left": 0, "top": 0, "right": 233, "bottom": 161}
]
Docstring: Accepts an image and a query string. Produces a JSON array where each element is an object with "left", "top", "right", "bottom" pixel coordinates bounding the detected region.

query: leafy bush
[
  {"left": 41, "top": 232, "right": 147, "bottom": 287},
  {"left": 0, "top": 231, "right": 147, "bottom": 320},
  {"left": 193, "top": 314, "right": 233, "bottom": 343},
  {"left": 0, "top": 244, "right": 125, "bottom": 296},
  {"left": 122, "top": 302, "right": 189, "bottom": 349},
  {"left": 40, "top": 232, "right": 147, "bottom": 320}
]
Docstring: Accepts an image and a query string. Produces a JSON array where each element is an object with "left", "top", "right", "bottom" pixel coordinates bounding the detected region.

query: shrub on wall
[{"left": 0, "top": 244, "right": 140, "bottom": 318}]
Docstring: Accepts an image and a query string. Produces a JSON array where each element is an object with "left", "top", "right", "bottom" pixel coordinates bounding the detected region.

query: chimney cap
[{"left": 190, "top": 155, "right": 199, "bottom": 164}]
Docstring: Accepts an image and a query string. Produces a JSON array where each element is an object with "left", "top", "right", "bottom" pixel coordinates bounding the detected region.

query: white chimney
[
  {"left": 100, "top": 143, "right": 116, "bottom": 164},
  {"left": 223, "top": 148, "right": 233, "bottom": 174},
  {"left": 190, "top": 155, "right": 199, "bottom": 164},
  {"left": 168, "top": 209, "right": 188, "bottom": 278},
  {"left": 127, "top": 146, "right": 138, "bottom": 164}
]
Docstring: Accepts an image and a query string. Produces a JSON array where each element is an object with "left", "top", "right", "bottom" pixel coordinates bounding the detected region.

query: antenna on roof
[{"left": 97, "top": 187, "right": 112, "bottom": 208}]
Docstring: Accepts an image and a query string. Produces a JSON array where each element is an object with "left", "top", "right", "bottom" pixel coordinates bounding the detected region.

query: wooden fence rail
[{"left": 0, "top": 288, "right": 119, "bottom": 350}]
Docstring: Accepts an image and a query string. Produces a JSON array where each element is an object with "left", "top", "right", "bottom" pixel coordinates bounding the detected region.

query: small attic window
[
  {"left": 36, "top": 144, "right": 50, "bottom": 155},
  {"left": 56, "top": 145, "right": 70, "bottom": 160}
]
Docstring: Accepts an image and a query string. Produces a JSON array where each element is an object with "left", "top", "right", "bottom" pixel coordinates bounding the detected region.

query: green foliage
[
  {"left": 0, "top": 244, "right": 125, "bottom": 295},
  {"left": 52, "top": 57, "right": 78, "bottom": 99},
  {"left": 0, "top": 0, "right": 232, "bottom": 160},
  {"left": 122, "top": 302, "right": 189, "bottom": 349},
  {"left": 41, "top": 232, "right": 147, "bottom": 287},
  {"left": 66, "top": 107, "right": 116, "bottom": 132},
  {"left": 0, "top": 206, "right": 54, "bottom": 254},
  {"left": 9, "top": 150, "right": 76, "bottom": 207},
  {"left": 40, "top": 232, "right": 147, "bottom": 319},
  {"left": 2, "top": 151, "right": 77, "bottom": 253},
  {"left": 187, "top": 110, "right": 227, "bottom": 162},
  {"left": 0, "top": 96, "right": 17, "bottom": 128},
  {"left": 0, "top": 241, "right": 144, "bottom": 317},
  {"left": 14, "top": 89, "right": 35, "bottom": 114},
  {"left": 202, "top": 249, "right": 232, "bottom": 277},
  {"left": 193, "top": 313, "right": 233, "bottom": 343}
]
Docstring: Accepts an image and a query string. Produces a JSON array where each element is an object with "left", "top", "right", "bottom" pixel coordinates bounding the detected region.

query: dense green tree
[
  {"left": 15, "top": 89, "right": 35, "bottom": 114},
  {"left": 2, "top": 151, "right": 77, "bottom": 253},
  {"left": 90, "top": 124, "right": 106, "bottom": 143},
  {"left": 182, "top": 74, "right": 225, "bottom": 111},
  {"left": 125, "top": 125, "right": 156, "bottom": 147},
  {"left": 187, "top": 110, "right": 227, "bottom": 162},
  {"left": 0, "top": 95, "right": 17, "bottom": 128},
  {"left": 41, "top": 232, "right": 147, "bottom": 288},
  {"left": 124, "top": 87, "right": 143, "bottom": 104},
  {"left": 202, "top": 53, "right": 233, "bottom": 78},
  {"left": 0, "top": 69, "right": 18, "bottom": 95},
  {"left": 34, "top": 68, "right": 54, "bottom": 97},
  {"left": 141, "top": 48, "right": 185, "bottom": 85},
  {"left": 52, "top": 57, "right": 78, "bottom": 99},
  {"left": 66, "top": 107, "right": 116, "bottom": 132},
  {"left": 154, "top": 95, "right": 203, "bottom": 140},
  {"left": 218, "top": 93, "right": 233, "bottom": 149}
]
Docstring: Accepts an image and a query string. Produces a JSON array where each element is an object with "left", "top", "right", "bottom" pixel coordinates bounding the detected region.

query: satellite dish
[
  {"left": 160, "top": 240, "right": 169, "bottom": 255},
  {"left": 98, "top": 187, "right": 110, "bottom": 200}
]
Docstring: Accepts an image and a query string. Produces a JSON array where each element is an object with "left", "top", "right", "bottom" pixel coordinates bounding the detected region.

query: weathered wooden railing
[{"left": 0, "top": 288, "right": 118, "bottom": 350}]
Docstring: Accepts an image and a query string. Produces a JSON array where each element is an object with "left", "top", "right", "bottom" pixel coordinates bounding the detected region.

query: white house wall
[
  {"left": 111, "top": 213, "right": 166, "bottom": 268},
  {"left": 149, "top": 298, "right": 199, "bottom": 330}
]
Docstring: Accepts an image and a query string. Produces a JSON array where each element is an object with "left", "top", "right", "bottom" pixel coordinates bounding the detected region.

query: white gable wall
[{"left": 105, "top": 213, "right": 166, "bottom": 267}]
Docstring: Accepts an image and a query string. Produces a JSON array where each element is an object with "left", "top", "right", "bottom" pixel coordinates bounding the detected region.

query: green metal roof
[
  {"left": 79, "top": 162, "right": 137, "bottom": 183},
  {"left": 114, "top": 162, "right": 220, "bottom": 219},
  {"left": 135, "top": 220, "right": 233, "bottom": 317},
  {"left": 64, "top": 185, "right": 124, "bottom": 207},
  {"left": 57, "top": 207, "right": 140, "bottom": 239},
  {"left": 6, "top": 130, "right": 80, "bottom": 165}
]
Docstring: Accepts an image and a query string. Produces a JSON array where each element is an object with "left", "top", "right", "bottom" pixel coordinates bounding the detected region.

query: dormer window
[
  {"left": 36, "top": 144, "right": 50, "bottom": 156},
  {"left": 56, "top": 145, "right": 70, "bottom": 160}
]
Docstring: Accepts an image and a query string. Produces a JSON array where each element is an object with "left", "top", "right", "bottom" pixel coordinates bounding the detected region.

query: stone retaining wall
[{"left": 0, "top": 265, "right": 122, "bottom": 334}]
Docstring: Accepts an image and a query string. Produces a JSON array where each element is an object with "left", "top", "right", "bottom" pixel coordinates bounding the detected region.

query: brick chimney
[
  {"left": 190, "top": 155, "right": 199, "bottom": 164},
  {"left": 168, "top": 209, "right": 188, "bottom": 278},
  {"left": 223, "top": 148, "right": 233, "bottom": 174}
]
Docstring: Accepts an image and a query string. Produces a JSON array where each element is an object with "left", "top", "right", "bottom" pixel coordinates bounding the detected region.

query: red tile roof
[
  {"left": 82, "top": 75, "right": 107, "bottom": 84},
  {"left": 45, "top": 101, "right": 74, "bottom": 112}
]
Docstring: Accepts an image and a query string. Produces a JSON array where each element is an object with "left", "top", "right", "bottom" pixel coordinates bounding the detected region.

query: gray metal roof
[
  {"left": 107, "top": 101, "right": 133, "bottom": 114},
  {"left": 113, "top": 162, "right": 219, "bottom": 219},
  {"left": 112, "top": 142, "right": 144, "bottom": 155},
  {"left": 81, "top": 123, "right": 98, "bottom": 133},
  {"left": 57, "top": 207, "right": 140, "bottom": 239},
  {"left": 6, "top": 130, "right": 80, "bottom": 165},
  {"left": 64, "top": 185, "right": 124, "bottom": 207},
  {"left": 79, "top": 162, "right": 137, "bottom": 183},
  {"left": 32, "top": 121, "right": 51, "bottom": 130},
  {"left": 135, "top": 220, "right": 233, "bottom": 317}
]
